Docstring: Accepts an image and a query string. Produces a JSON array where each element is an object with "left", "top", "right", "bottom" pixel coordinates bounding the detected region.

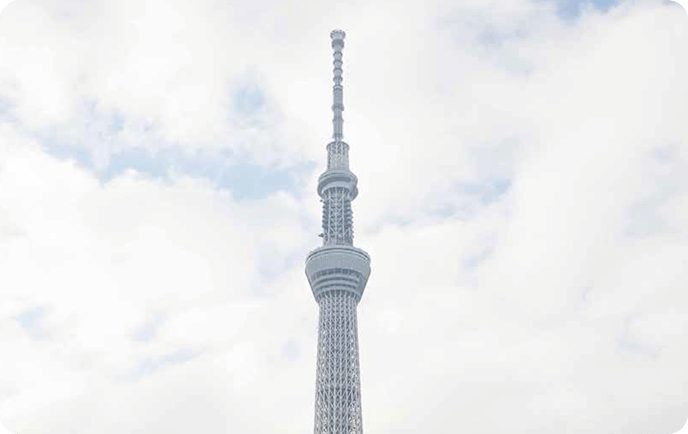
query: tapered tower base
[{"left": 313, "top": 291, "right": 364, "bottom": 434}]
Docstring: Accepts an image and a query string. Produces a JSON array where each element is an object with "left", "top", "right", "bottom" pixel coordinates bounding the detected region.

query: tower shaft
[
  {"left": 314, "top": 291, "right": 363, "bottom": 434},
  {"left": 306, "top": 30, "right": 371, "bottom": 434}
]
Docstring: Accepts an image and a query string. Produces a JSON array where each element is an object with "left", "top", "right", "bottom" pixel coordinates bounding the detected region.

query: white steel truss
[
  {"left": 327, "top": 141, "right": 350, "bottom": 170},
  {"left": 322, "top": 187, "right": 354, "bottom": 246},
  {"left": 313, "top": 291, "right": 363, "bottom": 434}
]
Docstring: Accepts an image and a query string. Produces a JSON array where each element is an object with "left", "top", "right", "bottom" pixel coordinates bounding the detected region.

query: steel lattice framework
[{"left": 305, "top": 30, "right": 371, "bottom": 434}]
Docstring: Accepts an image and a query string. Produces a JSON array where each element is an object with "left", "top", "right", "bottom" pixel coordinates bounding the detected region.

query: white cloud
[{"left": 1, "top": 0, "right": 687, "bottom": 433}]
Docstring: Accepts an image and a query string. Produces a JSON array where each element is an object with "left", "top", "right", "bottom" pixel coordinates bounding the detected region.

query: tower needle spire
[{"left": 331, "top": 29, "right": 345, "bottom": 141}]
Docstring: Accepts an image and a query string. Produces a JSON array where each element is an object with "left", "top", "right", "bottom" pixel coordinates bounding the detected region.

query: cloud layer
[{"left": 1, "top": 0, "right": 687, "bottom": 433}]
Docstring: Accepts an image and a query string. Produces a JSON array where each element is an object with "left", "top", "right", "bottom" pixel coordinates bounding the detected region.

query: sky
[{"left": 0, "top": 0, "right": 687, "bottom": 433}]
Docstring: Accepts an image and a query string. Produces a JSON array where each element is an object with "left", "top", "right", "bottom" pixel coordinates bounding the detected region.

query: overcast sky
[{"left": 0, "top": 0, "right": 687, "bottom": 433}]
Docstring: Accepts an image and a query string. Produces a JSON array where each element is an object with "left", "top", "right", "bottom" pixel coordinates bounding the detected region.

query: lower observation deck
[{"left": 305, "top": 245, "right": 371, "bottom": 301}]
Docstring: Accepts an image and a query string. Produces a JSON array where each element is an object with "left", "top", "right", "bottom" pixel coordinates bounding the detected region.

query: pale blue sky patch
[
  {"left": 131, "top": 313, "right": 166, "bottom": 343},
  {"left": 650, "top": 143, "right": 680, "bottom": 164},
  {"left": 0, "top": 94, "right": 12, "bottom": 116},
  {"left": 3, "top": 69, "right": 307, "bottom": 200},
  {"left": 0, "top": 93, "right": 20, "bottom": 126},
  {"left": 104, "top": 147, "right": 312, "bottom": 200},
  {"left": 427, "top": 177, "right": 511, "bottom": 222},
  {"left": 26, "top": 80, "right": 311, "bottom": 199},
  {"left": 437, "top": 9, "right": 531, "bottom": 49},
  {"left": 547, "top": 0, "right": 622, "bottom": 18},
  {"left": 232, "top": 80, "right": 266, "bottom": 116},
  {"left": 625, "top": 193, "right": 674, "bottom": 238},
  {"left": 365, "top": 176, "right": 512, "bottom": 233},
  {"left": 462, "top": 244, "right": 496, "bottom": 271},
  {"left": 14, "top": 305, "right": 48, "bottom": 340},
  {"left": 31, "top": 99, "right": 149, "bottom": 170},
  {"left": 101, "top": 147, "right": 169, "bottom": 180},
  {"left": 39, "top": 140, "right": 314, "bottom": 200},
  {"left": 108, "top": 111, "right": 126, "bottom": 135},
  {"left": 41, "top": 140, "right": 93, "bottom": 169},
  {"left": 616, "top": 313, "right": 661, "bottom": 359},
  {"left": 625, "top": 144, "right": 684, "bottom": 238},
  {"left": 457, "top": 178, "right": 512, "bottom": 206},
  {"left": 227, "top": 73, "right": 275, "bottom": 131},
  {"left": 213, "top": 160, "right": 313, "bottom": 201},
  {"left": 125, "top": 349, "right": 198, "bottom": 382}
]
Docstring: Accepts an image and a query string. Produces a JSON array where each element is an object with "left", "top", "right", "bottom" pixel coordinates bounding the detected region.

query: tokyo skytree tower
[{"left": 305, "top": 29, "right": 372, "bottom": 434}]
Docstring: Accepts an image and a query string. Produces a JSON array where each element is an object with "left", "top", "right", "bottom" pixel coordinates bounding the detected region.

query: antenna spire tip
[{"left": 330, "top": 29, "right": 346, "bottom": 44}]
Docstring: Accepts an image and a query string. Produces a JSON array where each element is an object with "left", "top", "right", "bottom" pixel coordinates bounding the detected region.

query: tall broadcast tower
[{"left": 305, "top": 30, "right": 371, "bottom": 434}]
